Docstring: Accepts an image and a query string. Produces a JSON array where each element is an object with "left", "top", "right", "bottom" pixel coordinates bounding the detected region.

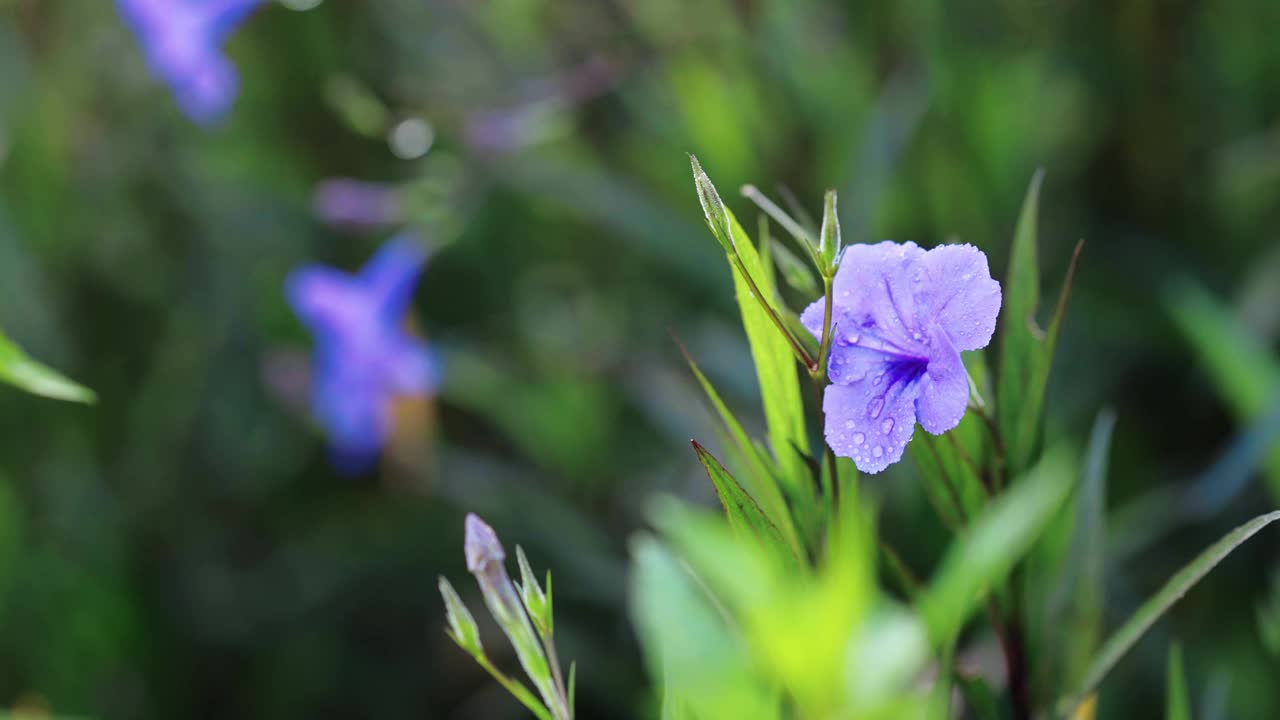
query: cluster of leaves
[{"left": 622, "top": 160, "right": 1280, "bottom": 719}]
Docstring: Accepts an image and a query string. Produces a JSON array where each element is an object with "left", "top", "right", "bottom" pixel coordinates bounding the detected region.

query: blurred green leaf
[
  {"left": 1166, "top": 642, "right": 1191, "bottom": 720},
  {"left": 1058, "top": 410, "right": 1116, "bottom": 687},
  {"left": 678, "top": 342, "right": 799, "bottom": 551},
  {"left": 630, "top": 535, "right": 781, "bottom": 720},
  {"left": 957, "top": 674, "right": 1010, "bottom": 720},
  {"left": 692, "top": 441, "right": 801, "bottom": 562},
  {"left": 0, "top": 328, "right": 94, "bottom": 403},
  {"left": 1167, "top": 280, "right": 1280, "bottom": 498},
  {"left": 1059, "top": 510, "right": 1280, "bottom": 717},
  {"left": 919, "top": 447, "right": 1074, "bottom": 643}
]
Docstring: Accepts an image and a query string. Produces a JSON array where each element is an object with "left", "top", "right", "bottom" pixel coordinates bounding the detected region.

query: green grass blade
[
  {"left": 997, "top": 170, "right": 1044, "bottom": 475},
  {"left": 919, "top": 448, "right": 1073, "bottom": 642},
  {"left": 692, "top": 441, "right": 801, "bottom": 561},
  {"left": 689, "top": 159, "right": 812, "bottom": 510},
  {"left": 1166, "top": 643, "right": 1191, "bottom": 720},
  {"left": 677, "top": 342, "right": 800, "bottom": 550},
  {"left": 1166, "top": 280, "right": 1280, "bottom": 499},
  {"left": 0, "top": 329, "right": 95, "bottom": 403},
  {"left": 1059, "top": 409, "right": 1116, "bottom": 686},
  {"left": 1058, "top": 510, "right": 1280, "bottom": 717}
]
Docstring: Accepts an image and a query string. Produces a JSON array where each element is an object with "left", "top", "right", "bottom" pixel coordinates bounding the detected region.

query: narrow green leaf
[
  {"left": 692, "top": 441, "right": 800, "bottom": 561},
  {"left": 1166, "top": 280, "right": 1280, "bottom": 499},
  {"left": 691, "top": 161, "right": 812, "bottom": 509},
  {"left": 1059, "top": 510, "right": 1280, "bottom": 717},
  {"left": 1166, "top": 643, "right": 1191, "bottom": 720},
  {"left": 919, "top": 447, "right": 1074, "bottom": 643},
  {"left": 1058, "top": 409, "right": 1116, "bottom": 686},
  {"left": 997, "top": 170, "right": 1045, "bottom": 476},
  {"left": 568, "top": 661, "right": 577, "bottom": 718},
  {"left": 677, "top": 343, "right": 800, "bottom": 551},
  {"left": 0, "top": 330, "right": 94, "bottom": 403}
]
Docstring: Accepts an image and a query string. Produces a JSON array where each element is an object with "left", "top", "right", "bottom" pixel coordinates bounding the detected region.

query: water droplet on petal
[
  {"left": 881, "top": 418, "right": 895, "bottom": 434},
  {"left": 852, "top": 432, "right": 865, "bottom": 445},
  {"left": 872, "top": 373, "right": 885, "bottom": 386},
  {"left": 844, "top": 420, "right": 855, "bottom": 430},
  {"left": 873, "top": 446, "right": 883, "bottom": 458},
  {"left": 867, "top": 397, "right": 884, "bottom": 419}
]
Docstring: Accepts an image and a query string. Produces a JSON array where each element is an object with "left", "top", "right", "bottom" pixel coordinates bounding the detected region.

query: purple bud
[
  {"left": 465, "top": 513, "right": 506, "bottom": 574},
  {"left": 312, "top": 178, "right": 403, "bottom": 229}
]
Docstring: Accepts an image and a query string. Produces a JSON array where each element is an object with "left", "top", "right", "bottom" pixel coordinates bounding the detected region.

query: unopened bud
[{"left": 438, "top": 576, "right": 483, "bottom": 656}]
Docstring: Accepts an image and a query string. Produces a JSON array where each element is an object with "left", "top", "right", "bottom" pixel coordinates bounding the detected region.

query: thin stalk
[
  {"left": 728, "top": 253, "right": 817, "bottom": 372},
  {"left": 741, "top": 184, "right": 817, "bottom": 248},
  {"left": 474, "top": 654, "right": 555, "bottom": 720},
  {"left": 541, "top": 633, "right": 572, "bottom": 720}
]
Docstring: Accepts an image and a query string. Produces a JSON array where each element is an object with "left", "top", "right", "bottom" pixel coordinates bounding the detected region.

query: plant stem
[{"left": 729, "top": 254, "right": 817, "bottom": 372}]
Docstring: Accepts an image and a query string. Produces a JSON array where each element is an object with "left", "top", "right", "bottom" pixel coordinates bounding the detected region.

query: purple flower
[
  {"left": 802, "top": 242, "right": 1002, "bottom": 474},
  {"left": 286, "top": 235, "right": 440, "bottom": 472},
  {"left": 312, "top": 178, "right": 403, "bottom": 230},
  {"left": 117, "top": 0, "right": 263, "bottom": 125}
]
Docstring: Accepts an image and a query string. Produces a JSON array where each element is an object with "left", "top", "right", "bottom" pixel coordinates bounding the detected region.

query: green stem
[
  {"left": 729, "top": 253, "right": 817, "bottom": 372},
  {"left": 474, "top": 654, "right": 555, "bottom": 720}
]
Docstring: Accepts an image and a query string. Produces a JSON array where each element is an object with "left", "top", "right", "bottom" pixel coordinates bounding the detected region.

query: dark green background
[{"left": 0, "top": 0, "right": 1277, "bottom": 717}]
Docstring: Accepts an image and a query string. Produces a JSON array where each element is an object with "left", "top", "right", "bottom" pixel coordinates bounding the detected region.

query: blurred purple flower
[
  {"left": 802, "top": 241, "right": 1002, "bottom": 474},
  {"left": 117, "top": 0, "right": 263, "bottom": 125},
  {"left": 286, "top": 235, "right": 439, "bottom": 472},
  {"left": 312, "top": 178, "right": 403, "bottom": 230}
]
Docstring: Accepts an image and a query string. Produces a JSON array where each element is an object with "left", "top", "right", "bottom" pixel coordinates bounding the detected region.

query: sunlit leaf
[
  {"left": 1059, "top": 510, "right": 1280, "bottom": 717},
  {"left": 0, "top": 329, "right": 94, "bottom": 403},
  {"left": 690, "top": 159, "right": 814, "bottom": 531}
]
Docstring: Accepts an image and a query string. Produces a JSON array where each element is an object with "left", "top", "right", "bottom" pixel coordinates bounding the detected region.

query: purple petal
[
  {"left": 826, "top": 241, "right": 929, "bottom": 348},
  {"left": 384, "top": 339, "right": 440, "bottom": 395},
  {"left": 286, "top": 266, "right": 361, "bottom": 333},
  {"left": 359, "top": 234, "right": 429, "bottom": 318},
  {"left": 920, "top": 244, "right": 1002, "bottom": 352},
  {"left": 173, "top": 55, "right": 239, "bottom": 125},
  {"left": 914, "top": 333, "right": 969, "bottom": 435},
  {"left": 822, "top": 364, "right": 921, "bottom": 474}
]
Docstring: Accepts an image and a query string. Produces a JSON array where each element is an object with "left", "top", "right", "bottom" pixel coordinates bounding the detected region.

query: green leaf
[
  {"left": 956, "top": 674, "right": 1010, "bottom": 720},
  {"left": 919, "top": 447, "right": 1074, "bottom": 643},
  {"left": 1166, "top": 280, "right": 1280, "bottom": 499},
  {"left": 1058, "top": 510, "right": 1280, "bottom": 717},
  {"left": 691, "top": 441, "right": 801, "bottom": 561},
  {"left": 0, "top": 329, "right": 94, "bottom": 403},
  {"left": 677, "top": 341, "right": 799, "bottom": 551},
  {"left": 1058, "top": 409, "right": 1116, "bottom": 686},
  {"left": 690, "top": 159, "right": 812, "bottom": 520},
  {"left": 997, "top": 173, "right": 1081, "bottom": 477},
  {"left": 1166, "top": 643, "right": 1191, "bottom": 720},
  {"left": 630, "top": 536, "right": 781, "bottom": 720}
]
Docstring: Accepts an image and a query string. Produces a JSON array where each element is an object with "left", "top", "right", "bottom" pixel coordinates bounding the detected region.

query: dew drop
[
  {"left": 881, "top": 418, "right": 895, "bottom": 434},
  {"left": 867, "top": 397, "right": 884, "bottom": 419},
  {"left": 872, "top": 373, "right": 885, "bottom": 386},
  {"left": 844, "top": 420, "right": 855, "bottom": 430},
  {"left": 852, "top": 432, "right": 865, "bottom": 445},
  {"left": 911, "top": 331, "right": 922, "bottom": 341},
  {"left": 872, "top": 446, "right": 883, "bottom": 458}
]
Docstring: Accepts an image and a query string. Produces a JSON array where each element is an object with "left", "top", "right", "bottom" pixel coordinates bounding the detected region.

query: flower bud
[
  {"left": 438, "top": 576, "right": 483, "bottom": 657},
  {"left": 818, "top": 189, "right": 842, "bottom": 277}
]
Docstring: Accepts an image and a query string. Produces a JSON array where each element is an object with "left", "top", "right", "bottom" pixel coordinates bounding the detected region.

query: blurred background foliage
[{"left": 0, "top": 0, "right": 1278, "bottom": 717}]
